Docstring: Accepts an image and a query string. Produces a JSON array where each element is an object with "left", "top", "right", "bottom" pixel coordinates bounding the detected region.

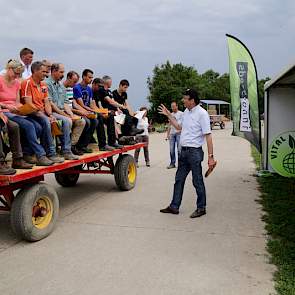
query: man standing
[
  {"left": 112, "top": 79, "right": 142, "bottom": 136},
  {"left": 19, "top": 48, "right": 34, "bottom": 79},
  {"left": 21, "top": 61, "right": 64, "bottom": 164},
  {"left": 46, "top": 63, "right": 83, "bottom": 160},
  {"left": 158, "top": 89, "right": 215, "bottom": 218},
  {"left": 166, "top": 102, "right": 183, "bottom": 169}
]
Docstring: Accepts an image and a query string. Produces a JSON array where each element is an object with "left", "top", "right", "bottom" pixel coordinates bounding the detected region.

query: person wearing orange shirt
[{"left": 21, "top": 61, "right": 64, "bottom": 164}]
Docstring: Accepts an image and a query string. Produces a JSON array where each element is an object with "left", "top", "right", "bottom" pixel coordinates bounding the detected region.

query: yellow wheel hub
[
  {"left": 128, "top": 162, "right": 136, "bottom": 184},
  {"left": 32, "top": 196, "right": 53, "bottom": 229}
]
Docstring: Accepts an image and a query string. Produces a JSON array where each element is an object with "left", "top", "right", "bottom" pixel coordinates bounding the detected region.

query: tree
[
  {"left": 147, "top": 61, "right": 200, "bottom": 122},
  {"left": 147, "top": 60, "right": 270, "bottom": 122},
  {"left": 257, "top": 77, "right": 271, "bottom": 115}
]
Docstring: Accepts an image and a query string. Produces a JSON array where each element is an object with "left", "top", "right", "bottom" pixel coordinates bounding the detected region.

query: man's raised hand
[{"left": 158, "top": 104, "right": 170, "bottom": 117}]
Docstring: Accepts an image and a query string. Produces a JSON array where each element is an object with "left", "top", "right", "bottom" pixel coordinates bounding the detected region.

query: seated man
[
  {"left": 46, "top": 63, "right": 86, "bottom": 160},
  {"left": 92, "top": 78, "right": 119, "bottom": 151},
  {"left": 72, "top": 69, "right": 98, "bottom": 154},
  {"left": 21, "top": 61, "right": 64, "bottom": 164},
  {"left": 96, "top": 76, "right": 143, "bottom": 137},
  {"left": 112, "top": 79, "right": 141, "bottom": 136}
]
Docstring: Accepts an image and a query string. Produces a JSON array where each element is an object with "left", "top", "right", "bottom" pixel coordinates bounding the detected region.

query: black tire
[
  {"left": 55, "top": 172, "right": 80, "bottom": 187},
  {"left": 10, "top": 183, "right": 59, "bottom": 242},
  {"left": 114, "top": 154, "right": 137, "bottom": 191},
  {"left": 220, "top": 122, "right": 225, "bottom": 129}
]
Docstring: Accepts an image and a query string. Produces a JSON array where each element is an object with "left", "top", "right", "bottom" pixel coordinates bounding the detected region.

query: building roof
[
  {"left": 200, "top": 99, "right": 230, "bottom": 105},
  {"left": 264, "top": 62, "right": 295, "bottom": 91}
]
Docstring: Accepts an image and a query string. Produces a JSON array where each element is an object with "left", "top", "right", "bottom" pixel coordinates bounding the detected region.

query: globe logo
[
  {"left": 282, "top": 135, "right": 295, "bottom": 174},
  {"left": 269, "top": 132, "right": 295, "bottom": 178}
]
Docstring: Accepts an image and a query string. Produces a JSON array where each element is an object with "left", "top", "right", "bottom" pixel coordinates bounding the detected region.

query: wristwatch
[{"left": 208, "top": 154, "right": 214, "bottom": 158}]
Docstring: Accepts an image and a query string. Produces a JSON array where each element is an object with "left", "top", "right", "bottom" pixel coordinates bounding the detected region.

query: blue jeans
[
  {"left": 28, "top": 113, "right": 56, "bottom": 157},
  {"left": 4, "top": 113, "right": 46, "bottom": 158},
  {"left": 169, "top": 133, "right": 181, "bottom": 165},
  {"left": 170, "top": 147, "right": 206, "bottom": 210},
  {"left": 52, "top": 113, "right": 72, "bottom": 153}
]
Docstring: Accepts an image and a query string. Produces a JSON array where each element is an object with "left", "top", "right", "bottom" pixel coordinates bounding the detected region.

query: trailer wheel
[
  {"left": 55, "top": 172, "right": 80, "bottom": 187},
  {"left": 10, "top": 183, "right": 59, "bottom": 242},
  {"left": 114, "top": 154, "right": 137, "bottom": 191}
]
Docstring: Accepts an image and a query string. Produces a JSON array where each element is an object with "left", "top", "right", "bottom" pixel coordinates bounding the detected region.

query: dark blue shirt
[{"left": 73, "top": 83, "right": 93, "bottom": 107}]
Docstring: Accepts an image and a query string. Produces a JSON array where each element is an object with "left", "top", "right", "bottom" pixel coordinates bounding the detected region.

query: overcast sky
[{"left": 0, "top": 0, "right": 294, "bottom": 109}]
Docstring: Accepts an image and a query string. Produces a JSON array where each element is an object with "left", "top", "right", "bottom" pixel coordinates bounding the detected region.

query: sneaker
[
  {"left": 111, "top": 143, "right": 124, "bottom": 149},
  {"left": 36, "top": 156, "right": 54, "bottom": 166},
  {"left": 0, "top": 162, "right": 16, "bottom": 175},
  {"left": 48, "top": 155, "right": 65, "bottom": 163},
  {"left": 62, "top": 152, "right": 79, "bottom": 160},
  {"left": 167, "top": 164, "right": 176, "bottom": 169},
  {"left": 23, "top": 155, "right": 37, "bottom": 164},
  {"left": 136, "top": 162, "right": 139, "bottom": 168},
  {"left": 129, "top": 127, "right": 144, "bottom": 136},
  {"left": 160, "top": 206, "right": 179, "bottom": 215},
  {"left": 190, "top": 208, "right": 206, "bottom": 218},
  {"left": 72, "top": 146, "right": 84, "bottom": 156},
  {"left": 100, "top": 145, "right": 115, "bottom": 151},
  {"left": 146, "top": 162, "right": 150, "bottom": 167},
  {"left": 12, "top": 158, "right": 34, "bottom": 169},
  {"left": 81, "top": 147, "right": 93, "bottom": 153}
]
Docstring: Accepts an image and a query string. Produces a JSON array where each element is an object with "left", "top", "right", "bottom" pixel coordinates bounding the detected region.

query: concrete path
[{"left": 0, "top": 123, "right": 275, "bottom": 295}]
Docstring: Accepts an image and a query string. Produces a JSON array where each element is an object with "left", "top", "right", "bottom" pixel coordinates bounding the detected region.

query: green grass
[{"left": 251, "top": 146, "right": 295, "bottom": 295}]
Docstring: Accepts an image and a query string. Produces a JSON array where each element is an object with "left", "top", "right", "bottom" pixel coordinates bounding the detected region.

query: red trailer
[{"left": 0, "top": 143, "right": 145, "bottom": 242}]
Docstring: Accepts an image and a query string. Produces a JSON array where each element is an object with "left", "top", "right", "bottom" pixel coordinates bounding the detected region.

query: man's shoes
[
  {"left": 23, "top": 155, "right": 37, "bottom": 165},
  {"left": 36, "top": 156, "right": 54, "bottom": 166},
  {"left": 0, "top": 162, "right": 16, "bottom": 175},
  {"left": 136, "top": 162, "right": 139, "bottom": 168},
  {"left": 129, "top": 127, "right": 144, "bottom": 136},
  {"left": 48, "top": 155, "right": 65, "bottom": 163},
  {"left": 100, "top": 145, "right": 115, "bottom": 151},
  {"left": 167, "top": 164, "right": 176, "bottom": 169},
  {"left": 12, "top": 158, "right": 34, "bottom": 169},
  {"left": 146, "top": 162, "right": 150, "bottom": 167},
  {"left": 190, "top": 208, "right": 206, "bottom": 218},
  {"left": 118, "top": 136, "right": 137, "bottom": 145},
  {"left": 160, "top": 206, "right": 179, "bottom": 215},
  {"left": 72, "top": 146, "right": 84, "bottom": 156},
  {"left": 81, "top": 147, "right": 93, "bottom": 153},
  {"left": 62, "top": 152, "right": 79, "bottom": 160},
  {"left": 111, "top": 143, "right": 124, "bottom": 149},
  {"left": 89, "top": 136, "right": 97, "bottom": 144}
]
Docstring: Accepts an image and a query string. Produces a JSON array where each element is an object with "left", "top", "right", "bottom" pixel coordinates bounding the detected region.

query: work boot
[
  {"left": 23, "top": 154, "right": 37, "bottom": 164},
  {"left": 129, "top": 127, "right": 144, "bottom": 136},
  {"left": 99, "top": 145, "right": 115, "bottom": 151},
  {"left": 81, "top": 147, "right": 93, "bottom": 153},
  {"left": 36, "top": 156, "right": 54, "bottom": 166},
  {"left": 48, "top": 155, "right": 65, "bottom": 164},
  {"left": 12, "top": 158, "right": 34, "bottom": 169},
  {"left": 110, "top": 143, "right": 124, "bottom": 149},
  {"left": 0, "top": 161, "right": 16, "bottom": 175},
  {"left": 72, "top": 146, "right": 84, "bottom": 156},
  {"left": 62, "top": 152, "right": 79, "bottom": 160}
]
